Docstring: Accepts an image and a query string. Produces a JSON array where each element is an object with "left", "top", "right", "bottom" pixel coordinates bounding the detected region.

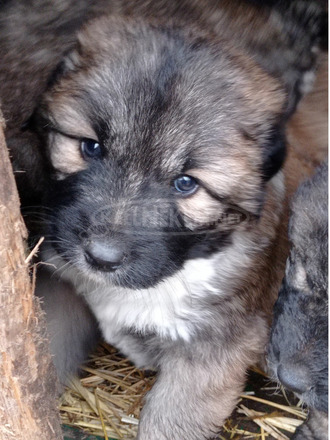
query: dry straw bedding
[{"left": 59, "top": 343, "right": 307, "bottom": 440}]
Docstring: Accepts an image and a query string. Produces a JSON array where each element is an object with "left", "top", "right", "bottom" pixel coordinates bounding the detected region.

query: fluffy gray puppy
[
  {"left": 268, "top": 162, "right": 328, "bottom": 440},
  {"left": 0, "top": 0, "right": 327, "bottom": 439}
]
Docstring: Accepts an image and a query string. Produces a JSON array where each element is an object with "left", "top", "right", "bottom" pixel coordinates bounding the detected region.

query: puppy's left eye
[
  {"left": 174, "top": 175, "right": 199, "bottom": 195},
  {"left": 80, "top": 138, "right": 103, "bottom": 160}
]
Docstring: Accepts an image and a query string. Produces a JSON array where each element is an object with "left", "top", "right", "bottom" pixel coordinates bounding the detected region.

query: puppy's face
[
  {"left": 268, "top": 252, "right": 328, "bottom": 412},
  {"left": 35, "top": 17, "right": 286, "bottom": 289},
  {"left": 268, "top": 164, "right": 328, "bottom": 412}
]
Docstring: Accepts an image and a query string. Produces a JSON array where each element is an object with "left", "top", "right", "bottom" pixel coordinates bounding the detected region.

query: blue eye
[
  {"left": 80, "top": 138, "right": 102, "bottom": 160},
  {"left": 174, "top": 175, "right": 198, "bottom": 195}
]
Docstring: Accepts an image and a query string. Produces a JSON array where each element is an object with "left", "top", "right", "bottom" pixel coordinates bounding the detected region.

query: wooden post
[{"left": 0, "top": 115, "right": 63, "bottom": 440}]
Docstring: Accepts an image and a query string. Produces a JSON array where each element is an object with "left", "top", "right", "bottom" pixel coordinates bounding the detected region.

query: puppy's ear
[
  {"left": 247, "top": 0, "right": 325, "bottom": 115},
  {"left": 47, "top": 45, "right": 82, "bottom": 88},
  {"left": 21, "top": 44, "right": 82, "bottom": 133},
  {"left": 239, "top": 0, "right": 325, "bottom": 180}
]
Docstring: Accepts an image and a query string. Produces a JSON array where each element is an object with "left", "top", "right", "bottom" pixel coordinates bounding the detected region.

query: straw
[{"left": 59, "top": 344, "right": 306, "bottom": 439}]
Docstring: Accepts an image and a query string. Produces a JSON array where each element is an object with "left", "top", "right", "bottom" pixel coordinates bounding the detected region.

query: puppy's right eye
[{"left": 80, "top": 138, "right": 103, "bottom": 160}]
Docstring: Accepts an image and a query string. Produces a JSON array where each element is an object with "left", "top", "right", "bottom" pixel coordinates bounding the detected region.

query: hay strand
[{"left": 59, "top": 344, "right": 306, "bottom": 439}]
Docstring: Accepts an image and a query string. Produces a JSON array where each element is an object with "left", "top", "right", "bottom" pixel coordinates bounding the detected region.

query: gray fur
[
  {"left": 34, "top": 267, "right": 100, "bottom": 385},
  {"left": 0, "top": 0, "right": 111, "bottom": 205},
  {"left": 293, "top": 410, "right": 328, "bottom": 440},
  {"left": 268, "top": 163, "right": 328, "bottom": 440},
  {"left": 0, "top": 1, "right": 326, "bottom": 439},
  {"left": 0, "top": 0, "right": 325, "bottom": 207}
]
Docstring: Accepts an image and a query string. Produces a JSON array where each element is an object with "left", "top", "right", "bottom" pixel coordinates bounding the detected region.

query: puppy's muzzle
[
  {"left": 277, "top": 361, "right": 311, "bottom": 395},
  {"left": 84, "top": 240, "right": 126, "bottom": 272}
]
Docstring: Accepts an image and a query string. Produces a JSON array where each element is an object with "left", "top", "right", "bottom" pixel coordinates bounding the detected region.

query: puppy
[
  {"left": 0, "top": 0, "right": 113, "bottom": 207},
  {"left": 268, "top": 163, "right": 328, "bottom": 440},
  {"left": 34, "top": 266, "right": 100, "bottom": 388},
  {"left": 1, "top": 1, "right": 327, "bottom": 439}
]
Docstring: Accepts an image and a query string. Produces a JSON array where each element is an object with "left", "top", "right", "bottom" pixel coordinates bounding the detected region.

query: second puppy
[{"left": 268, "top": 163, "right": 328, "bottom": 440}]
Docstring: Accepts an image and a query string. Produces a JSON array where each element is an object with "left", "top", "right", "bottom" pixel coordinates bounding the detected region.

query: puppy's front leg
[
  {"left": 35, "top": 266, "right": 100, "bottom": 384},
  {"left": 137, "top": 335, "right": 262, "bottom": 440}
]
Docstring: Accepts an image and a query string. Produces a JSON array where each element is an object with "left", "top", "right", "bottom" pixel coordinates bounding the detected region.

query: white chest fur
[
  {"left": 77, "top": 257, "right": 217, "bottom": 342},
  {"left": 42, "top": 227, "right": 268, "bottom": 345},
  {"left": 42, "top": 172, "right": 284, "bottom": 345}
]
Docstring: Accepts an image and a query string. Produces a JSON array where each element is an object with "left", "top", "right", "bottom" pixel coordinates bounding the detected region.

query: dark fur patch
[
  {"left": 261, "top": 124, "right": 287, "bottom": 180},
  {"left": 0, "top": 1, "right": 326, "bottom": 438},
  {"left": 268, "top": 163, "right": 328, "bottom": 423}
]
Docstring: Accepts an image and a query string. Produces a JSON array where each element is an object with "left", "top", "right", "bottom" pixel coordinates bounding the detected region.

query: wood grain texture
[{"left": 0, "top": 115, "right": 63, "bottom": 440}]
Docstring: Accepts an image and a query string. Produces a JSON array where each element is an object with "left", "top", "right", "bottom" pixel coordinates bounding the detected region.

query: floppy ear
[
  {"left": 248, "top": 0, "right": 326, "bottom": 116},
  {"left": 21, "top": 43, "right": 82, "bottom": 133},
  {"left": 236, "top": 0, "right": 326, "bottom": 180},
  {"left": 46, "top": 44, "right": 83, "bottom": 88}
]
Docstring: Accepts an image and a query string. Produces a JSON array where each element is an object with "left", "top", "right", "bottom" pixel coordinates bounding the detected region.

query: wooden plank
[{"left": 0, "top": 114, "right": 63, "bottom": 440}]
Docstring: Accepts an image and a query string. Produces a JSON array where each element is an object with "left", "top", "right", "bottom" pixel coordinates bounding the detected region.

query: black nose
[
  {"left": 277, "top": 362, "right": 311, "bottom": 395},
  {"left": 84, "top": 241, "right": 125, "bottom": 272}
]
